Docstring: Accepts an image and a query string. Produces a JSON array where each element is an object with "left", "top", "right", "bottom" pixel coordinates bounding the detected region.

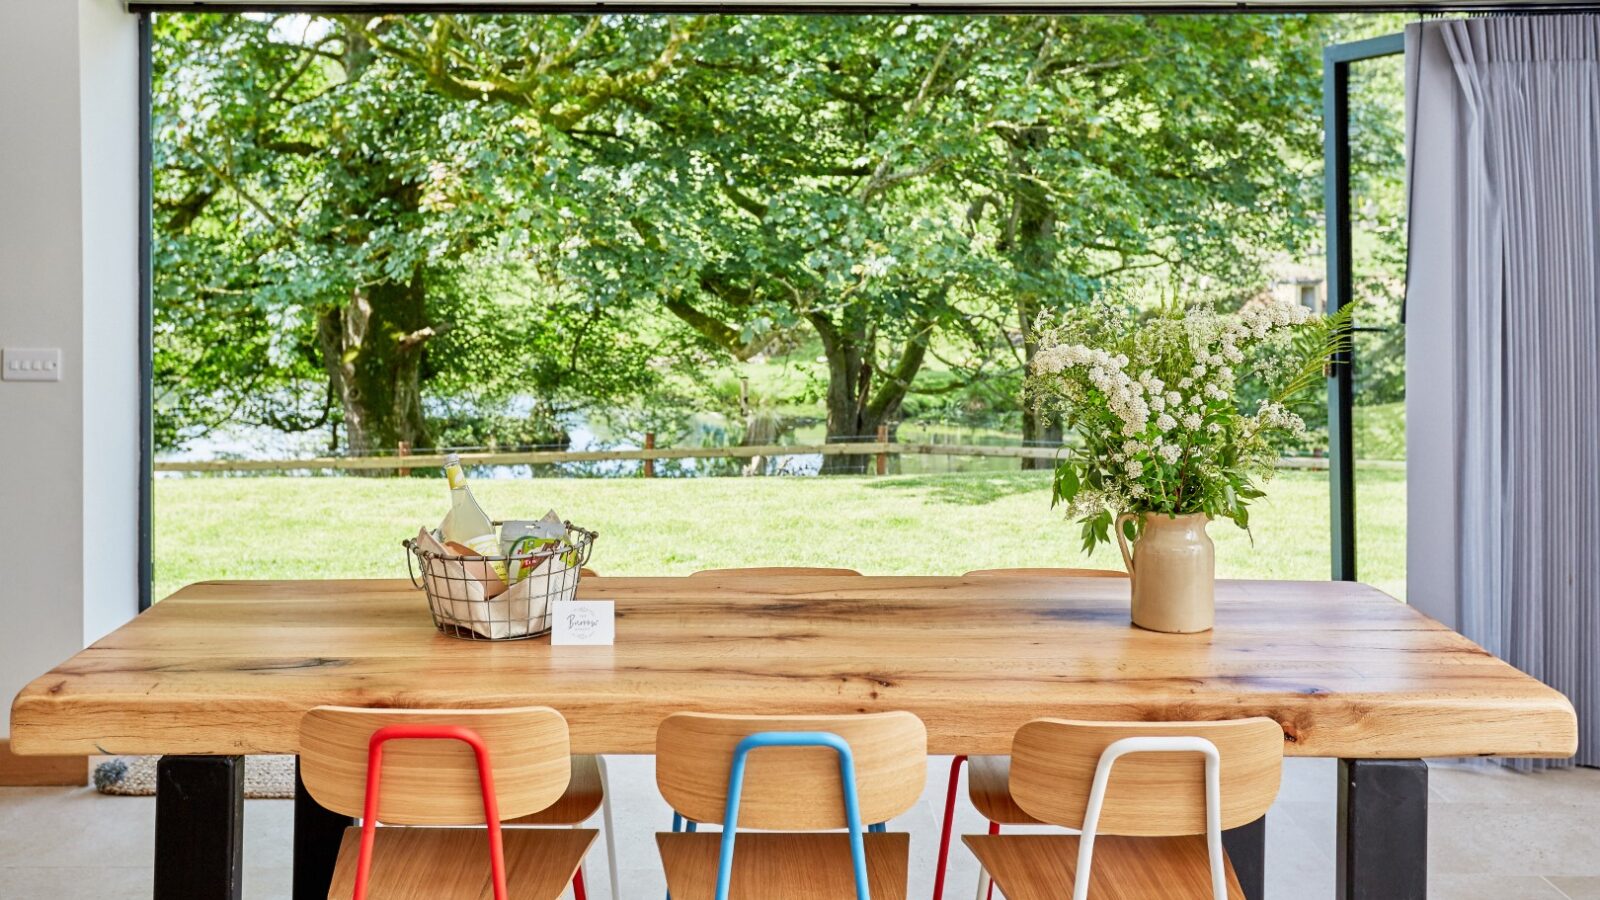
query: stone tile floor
[{"left": 1, "top": 757, "right": 1597, "bottom": 898}]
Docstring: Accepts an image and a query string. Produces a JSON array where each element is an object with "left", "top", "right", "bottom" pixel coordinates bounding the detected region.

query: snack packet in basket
[
  {"left": 514, "top": 541, "right": 581, "bottom": 612},
  {"left": 442, "top": 540, "right": 509, "bottom": 599},
  {"left": 414, "top": 526, "right": 483, "bottom": 605},
  {"left": 500, "top": 510, "right": 566, "bottom": 548},
  {"left": 502, "top": 510, "right": 569, "bottom": 583},
  {"left": 416, "top": 527, "right": 530, "bottom": 638},
  {"left": 416, "top": 525, "right": 507, "bottom": 599}
]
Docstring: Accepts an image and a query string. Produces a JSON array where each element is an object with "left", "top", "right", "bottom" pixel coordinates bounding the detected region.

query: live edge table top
[{"left": 8, "top": 576, "right": 1577, "bottom": 760}]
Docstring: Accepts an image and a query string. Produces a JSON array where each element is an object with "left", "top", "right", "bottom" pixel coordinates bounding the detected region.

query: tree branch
[
  {"left": 664, "top": 295, "right": 756, "bottom": 360},
  {"left": 866, "top": 317, "right": 935, "bottom": 420},
  {"left": 720, "top": 180, "right": 769, "bottom": 219}
]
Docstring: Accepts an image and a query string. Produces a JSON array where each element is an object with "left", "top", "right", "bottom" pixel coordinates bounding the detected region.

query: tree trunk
[
  {"left": 1008, "top": 123, "right": 1062, "bottom": 470},
  {"left": 811, "top": 312, "right": 928, "bottom": 475},
  {"left": 1020, "top": 295, "right": 1064, "bottom": 469},
  {"left": 818, "top": 332, "right": 875, "bottom": 475},
  {"left": 316, "top": 268, "right": 433, "bottom": 461}
]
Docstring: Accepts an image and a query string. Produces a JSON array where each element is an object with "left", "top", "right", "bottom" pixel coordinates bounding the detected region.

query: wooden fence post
[
  {"left": 643, "top": 432, "right": 656, "bottom": 479},
  {"left": 397, "top": 441, "right": 411, "bottom": 477},
  {"left": 875, "top": 425, "right": 889, "bottom": 476}
]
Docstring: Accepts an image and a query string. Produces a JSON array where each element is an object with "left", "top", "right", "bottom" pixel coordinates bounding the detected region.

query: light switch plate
[{"left": 2, "top": 348, "right": 63, "bottom": 382}]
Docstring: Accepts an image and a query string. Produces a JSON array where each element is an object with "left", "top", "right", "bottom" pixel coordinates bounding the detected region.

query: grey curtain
[{"left": 1405, "top": 16, "right": 1600, "bottom": 767}]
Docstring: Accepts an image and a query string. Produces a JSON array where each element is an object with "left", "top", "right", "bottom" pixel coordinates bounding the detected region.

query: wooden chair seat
[
  {"left": 657, "top": 831, "right": 910, "bottom": 900},
  {"left": 326, "top": 825, "right": 597, "bottom": 900},
  {"left": 966, "top": 755, "right": 1040, "bottom": 825},
  {"left": 963, "top": 833, "right": 1245, "bottom": 900},
  {"left": 506, "top": 754, "right": 602, "bottom": 826}
]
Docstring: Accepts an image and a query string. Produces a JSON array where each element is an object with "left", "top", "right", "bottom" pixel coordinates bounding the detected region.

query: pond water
[{"left": 158, "top": 408, "right": 1043, "bottom": 478}]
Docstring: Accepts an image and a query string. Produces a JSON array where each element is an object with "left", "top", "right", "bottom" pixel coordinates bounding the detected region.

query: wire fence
[{"left": 155, "top": 434, "right": 1401, "bottom": 476}]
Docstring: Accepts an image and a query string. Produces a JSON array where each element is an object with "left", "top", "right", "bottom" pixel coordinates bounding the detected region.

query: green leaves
[
  {"left": 1079, "top": 509, "right": 1113, "bottom": 555},
  {"left": 1051, "top": 460, "right": 1081, "bottom": 508},
  {"left": 152, "top": 11, "right": 1351, "bottom": 458}
]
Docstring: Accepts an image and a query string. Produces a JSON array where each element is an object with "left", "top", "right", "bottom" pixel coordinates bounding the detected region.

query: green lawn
[
  {"left": 153, "top": 468, "right": 1407, "bottom": 604},
  {"left": 1353, "top": 401, "right": 1406, "bottom": 460}
]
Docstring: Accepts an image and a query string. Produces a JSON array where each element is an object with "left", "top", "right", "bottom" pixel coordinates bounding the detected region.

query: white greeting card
[{"left": 551, "top": 601, "right": 615, "bottom": 646}]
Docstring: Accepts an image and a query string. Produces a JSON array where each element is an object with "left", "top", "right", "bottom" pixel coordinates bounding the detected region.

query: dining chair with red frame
[{"left": 298, "top": 706, "right": 597, "bottom": 900}]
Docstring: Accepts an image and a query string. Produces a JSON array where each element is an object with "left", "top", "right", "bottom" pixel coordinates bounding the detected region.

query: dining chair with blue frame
[{"left": 654, "top": 711, "right": 926, "bottom": 900}]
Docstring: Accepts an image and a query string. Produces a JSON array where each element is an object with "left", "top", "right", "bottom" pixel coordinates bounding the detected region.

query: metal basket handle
[{"left": 402, "top": 539, "right": 426, "bottom": 589}]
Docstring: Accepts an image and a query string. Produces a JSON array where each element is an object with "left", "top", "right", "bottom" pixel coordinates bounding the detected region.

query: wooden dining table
[{"left": 9, "top": 574, "right": 1577, "bottom": 900}]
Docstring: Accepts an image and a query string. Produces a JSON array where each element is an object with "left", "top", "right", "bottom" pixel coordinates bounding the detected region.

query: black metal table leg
[
  {"left": 155, "top": 755, "right": 245, "bottom": 900},
  {"left": 294, "top": 756, "right": 355, "bottom": 900},
  {"left": 1223, "top": 814, "right": 1267, "bottom": 900},
  {"left": 1338, "top": 759, "right": 1428, "bottom": 900}
]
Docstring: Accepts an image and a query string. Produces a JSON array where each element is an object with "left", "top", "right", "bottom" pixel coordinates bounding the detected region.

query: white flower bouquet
[{"left": 1027, "top": 297, "right": 1352, "bottom": 552}]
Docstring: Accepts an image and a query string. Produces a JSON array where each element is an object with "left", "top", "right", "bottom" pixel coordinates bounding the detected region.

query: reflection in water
[{"left": 159, "top": 405, "right": 1048, "bottom": 479}]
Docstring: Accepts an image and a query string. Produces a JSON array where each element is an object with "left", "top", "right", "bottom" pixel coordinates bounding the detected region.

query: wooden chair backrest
[
  {"left": 963, "top": 567, "right": 1128, "bottom": 578},
  {"left": 656, "top": 712, "right": 926, "bottom": 831},
  {"left": 1008, "top": 718, "right": 1283, "bottom": 836},
  {"left": 299, "top": 706, "right": 573, "bottom": 825},
  {"left": 690, "top": 566, "right": 863, "bottom": 577}
]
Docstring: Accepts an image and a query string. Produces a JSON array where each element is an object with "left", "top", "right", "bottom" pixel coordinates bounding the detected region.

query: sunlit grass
[{"left": 154, "top": 467, "right": 1406, "bottom": 603}]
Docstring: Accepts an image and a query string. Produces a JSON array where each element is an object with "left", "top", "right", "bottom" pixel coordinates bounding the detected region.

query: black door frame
[
  {"left": 1323, "top": 32, "right": 1404, "bottom": 583},
  {"left": 138, "top": 11, "right": 155, "bottom": 612}
]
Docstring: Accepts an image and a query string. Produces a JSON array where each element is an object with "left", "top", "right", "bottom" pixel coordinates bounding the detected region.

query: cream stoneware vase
[{"left": 1115, "top": 512, "right": 1215, "bottom": 633}]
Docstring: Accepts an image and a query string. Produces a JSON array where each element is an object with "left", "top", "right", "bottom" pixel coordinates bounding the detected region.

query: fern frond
[{"left": 1273, "top": 301, "right": 1358, "bottom": 403}]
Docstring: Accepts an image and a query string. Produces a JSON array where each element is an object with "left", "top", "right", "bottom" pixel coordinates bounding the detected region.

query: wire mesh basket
[{"left": 404, "top": 522, "right": 597, "bottom": 641}]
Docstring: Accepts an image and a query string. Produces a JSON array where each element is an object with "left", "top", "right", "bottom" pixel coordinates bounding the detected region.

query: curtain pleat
[{"left": 1422, "top": 15, "right": 1600, "bottom": 768}]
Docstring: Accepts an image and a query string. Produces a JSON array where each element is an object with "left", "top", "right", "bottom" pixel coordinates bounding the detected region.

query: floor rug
[{"left": 92, "top": 755, "right": 296, "bottom": 799}]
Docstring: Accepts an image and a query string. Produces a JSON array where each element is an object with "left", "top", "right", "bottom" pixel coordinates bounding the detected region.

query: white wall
[
  {"left": 77, "top": 0, "right": 141, "bottom": 647},
  {"left": 0, "top": 0, "right": 140, "bottom": 738},
  {"left": 1403, "top": 24, "right": 1461, "bottom": 630}
]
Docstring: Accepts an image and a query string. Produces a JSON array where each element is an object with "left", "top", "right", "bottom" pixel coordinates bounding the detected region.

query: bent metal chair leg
[
  {"left": 932, "top": 755, "right": 967, "bottom": 900},
  {"left": 597, "top": 755, "right": 621, "bottom": 900},
  {"left": 714, "top": 732, "right": 874, "bottom": 900},
  {"left": 354, "top": 724, "right": 514, "bottom": 900},
  {"left": 931, "top": 755, "right": 1000, "bottom": 900}
]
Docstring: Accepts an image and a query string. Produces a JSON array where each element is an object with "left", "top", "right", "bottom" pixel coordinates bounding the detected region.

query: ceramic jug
[{"left": 1115, "top": 512, "right": 1215, "bottom": 633}]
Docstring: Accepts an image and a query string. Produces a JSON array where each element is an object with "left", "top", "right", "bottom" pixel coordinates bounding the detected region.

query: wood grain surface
[
  {"left": 325, "top": 825, "right": 595, "bottom": 900},
  {"left": 1006, "top": 718, "right": 1283, "bottom": 835},
  {"left": 965, "top": 833, "right": 1245, "bottom": 900},
  {"left": 8, "top": 576, "right": 1578, "bottom": 759},
  {"left": 298, "top": 706, "right": 573, "bottom": 824},
  {"left": 658, "top": 832, "right": 910, "bottom": 900},
  {"left": 655, "top": 711, "right": 926, "bottom": 830}
]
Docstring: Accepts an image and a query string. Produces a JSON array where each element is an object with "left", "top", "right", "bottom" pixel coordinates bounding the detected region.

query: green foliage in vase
[{"left": 1027, "top": 298, "right": 1354, "bottom": 551}]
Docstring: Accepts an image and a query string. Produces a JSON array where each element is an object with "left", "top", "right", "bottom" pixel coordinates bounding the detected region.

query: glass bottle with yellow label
[{"left": 440, "top": 453, "right": 500, "bottom": 559}]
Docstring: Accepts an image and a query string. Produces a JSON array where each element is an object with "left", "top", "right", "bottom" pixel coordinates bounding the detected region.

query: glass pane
[{"left": 1349, "top": 51, "right": 1408, "bottom": 601}]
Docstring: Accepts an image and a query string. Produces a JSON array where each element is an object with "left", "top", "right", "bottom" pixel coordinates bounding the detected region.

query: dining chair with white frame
[{"left": 962, "top": 717, "right": 1284, "bottom": 900}]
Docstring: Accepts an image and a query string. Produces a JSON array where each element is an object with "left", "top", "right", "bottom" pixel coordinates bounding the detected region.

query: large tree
[
  {"left": 157, "top": 12, "right": 1345, "bottom": 465},
  {"left": 157, "top": 14, "right": 502, "bottom": 453},
  {"left": 154, "top": 14, "right": 665, "bottom": 455},
  {"left": 357, "top": 14, "right": 1332, "bottom": 469},
  {"left": 946, "top": 16, "right": 1328, "bottom": 461}
]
